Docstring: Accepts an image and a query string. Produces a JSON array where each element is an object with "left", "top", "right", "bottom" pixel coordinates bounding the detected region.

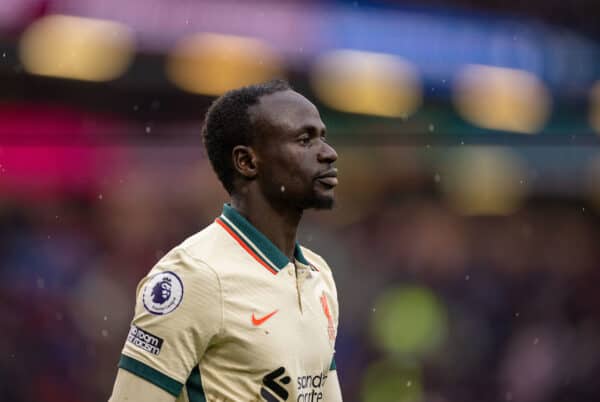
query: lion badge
[{"left": 142, "top": 271, "right": 184, "bottom": 315}]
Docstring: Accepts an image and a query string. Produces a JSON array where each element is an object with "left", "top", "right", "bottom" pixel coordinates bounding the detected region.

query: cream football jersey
[{"left": 118, "top": 204, "right": 339, "bottom": 402}]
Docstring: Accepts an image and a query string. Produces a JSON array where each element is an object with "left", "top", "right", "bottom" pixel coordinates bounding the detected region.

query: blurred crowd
[{"left": 1, "top": 145, "right": 600, "bottom": 402}]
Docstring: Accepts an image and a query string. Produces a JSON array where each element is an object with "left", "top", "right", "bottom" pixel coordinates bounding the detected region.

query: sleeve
[
  {"left": 118, "top": 248, "right": 222, "bottom": 397},
  {"left": 109, "top": 368, "right": 176, "bottom": 402}
]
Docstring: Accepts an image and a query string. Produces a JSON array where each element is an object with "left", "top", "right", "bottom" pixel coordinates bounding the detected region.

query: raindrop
[
  {"left": 514, "top": 312, "right": 520, "bottom": 317},
  {"left": 434, "top": 173, "right": 441, "bottom": 183},
  {"left": 103, "top": 315, "right": 108, "bottom": 321},
  {"left": 101, "top": 329, "right": 109, "bottom": 337},
  {"left": 98, "top": 194, "right": 103, "bottom": 200},
  {"left": 465, "top": 274, "right": 470, "bottom": 281},
  {"left": 460, "top": 140, "right": 465, "bottom": 145},
  {"left": 428, "top": 124, "right": 435, "bottom": 132},
  {"left": 1, "top": 52, "right": 5, "bottom": 58},
  {"left": 406, "top": 381, "right": 412, "bottom": 387},
  {"left": 145, "top": 125, "right": 152, "bottom": 134},
  {"left": 280, "top": 185, "right": 285, "bottom": 192},
  {"left": 36, "top": 277, "right": 45, "bottom": 289},
  {"left": 582, "top": 207, "right": 586, "bottom": 213},
  {"left": 533, "top": 337, "right": 539, "bottom": 345},
  {"left": 133, "top": 104, "right": 139, "bottom": 111},
  {"left": 506, "top": 391, "right": 513, "bottom": 401},
  {"left": 372, "top": 308, "right": 376, "bottom": 313}
]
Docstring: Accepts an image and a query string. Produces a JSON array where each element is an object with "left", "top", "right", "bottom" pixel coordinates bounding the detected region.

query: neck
[{"left": 230, "top": 191, "right": 302, "bottom": 261}]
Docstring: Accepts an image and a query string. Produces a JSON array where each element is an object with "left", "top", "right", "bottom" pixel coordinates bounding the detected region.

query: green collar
[{"left": 219, "top": 204, "right": 309, "bottom": 272}]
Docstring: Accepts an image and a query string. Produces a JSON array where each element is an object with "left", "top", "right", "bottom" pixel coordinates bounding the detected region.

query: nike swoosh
[{"left": 251, "top": 309, "right": 279, "bottom": 326}]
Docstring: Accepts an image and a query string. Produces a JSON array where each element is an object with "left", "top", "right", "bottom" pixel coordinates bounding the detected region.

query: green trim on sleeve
[
  {"left": 118, "top": 354, "right": 183, "bottom": 397},
  {"left": 330, "top": 357, "right": 337, "bottom": 371},
  {"left": 186, "top": 366, "right": 207, "bottom": 402}
]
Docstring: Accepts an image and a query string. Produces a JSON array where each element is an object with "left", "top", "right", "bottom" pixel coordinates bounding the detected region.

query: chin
[{"left": 308, "top": 196, "right": 335, "bottom": 210}]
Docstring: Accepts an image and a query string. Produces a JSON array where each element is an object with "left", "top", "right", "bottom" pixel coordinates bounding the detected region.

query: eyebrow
[{"left": 296, "top": 124, "right": 327, "bottom": 136}]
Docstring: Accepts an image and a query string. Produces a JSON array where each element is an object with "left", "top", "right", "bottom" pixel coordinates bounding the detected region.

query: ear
[{"left": 232, "top": 145, "right": 258, "bottom": 179}]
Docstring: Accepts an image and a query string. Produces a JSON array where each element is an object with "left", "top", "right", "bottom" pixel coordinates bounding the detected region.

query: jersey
[{"left": 117, "top": 204, "right": 339, "bottom": 402}]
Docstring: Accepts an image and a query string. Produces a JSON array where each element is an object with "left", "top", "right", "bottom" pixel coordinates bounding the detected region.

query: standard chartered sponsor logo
[
  {"left": 296, "top": 372, "right": 328, "bottom": 402},
  {"left": 261, "top": 368, "right": 330, "bottom": 401}
]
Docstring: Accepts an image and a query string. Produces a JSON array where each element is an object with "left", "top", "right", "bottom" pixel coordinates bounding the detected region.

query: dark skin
[{"left": 230, "top": 90, "right": 338, "bottom": 260}]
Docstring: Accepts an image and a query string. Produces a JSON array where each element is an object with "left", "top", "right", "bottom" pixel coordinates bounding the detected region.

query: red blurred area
[{"left": 0, "top": 104, "right": 128, "bottom": 198}]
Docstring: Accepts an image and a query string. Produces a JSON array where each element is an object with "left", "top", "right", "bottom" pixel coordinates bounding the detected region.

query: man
[{"left": 109, "top": 80, "right": 342, "bottom": 401}]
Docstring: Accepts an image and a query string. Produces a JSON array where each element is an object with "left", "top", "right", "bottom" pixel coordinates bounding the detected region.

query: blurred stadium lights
[
  {"left": 453, "top": 65, "right": 551, "bottom": 134},
  {"left": 370, "top": 286, "right": 447, "bottom": 357},
  {"left": 440, "top": 147, "right": 527, "bottom": 216},
  {"left": 310, "top": 50, "right": 422, "bottom": 118},
  {"left": 589, "top": 81, "right": 600, "bottom": 134},
  {"left": 19, "top": 15, "right": 134, "bottom": 82},
  {"left": 166, "top": 33, "right": 283, "bottom": 96}
]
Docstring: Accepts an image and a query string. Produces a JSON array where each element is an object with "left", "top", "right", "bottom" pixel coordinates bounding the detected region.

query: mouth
[{"left": 316, "top": 169, "right": 338, "bottom": 187}]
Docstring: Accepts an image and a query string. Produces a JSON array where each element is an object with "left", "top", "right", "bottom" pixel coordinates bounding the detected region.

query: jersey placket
[{"left": 293, "top": 261, "right": 312, "bottom": 314}]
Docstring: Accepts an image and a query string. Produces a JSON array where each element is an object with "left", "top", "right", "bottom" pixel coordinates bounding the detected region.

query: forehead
[{"left": 250, "top": 90, "right": 324, "bottom": 133}]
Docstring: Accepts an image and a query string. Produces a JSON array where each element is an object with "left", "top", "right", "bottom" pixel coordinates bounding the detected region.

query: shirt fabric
[{"left": 118, "top": 204, "right": 339, "bottom": 402}]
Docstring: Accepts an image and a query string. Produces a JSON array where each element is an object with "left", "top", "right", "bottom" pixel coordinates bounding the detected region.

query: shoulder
[
  {"left": 300, "top": 246, "right": 334, "bottom": 275},
  {"left": 300, "top": 246, "right": 337, "bottom": 291},
  {"left": 152, "top": 220, "right": 233, "bottom": 275},
  {"left": 138, "top": 223, "right": 226, "bottom": 302}
]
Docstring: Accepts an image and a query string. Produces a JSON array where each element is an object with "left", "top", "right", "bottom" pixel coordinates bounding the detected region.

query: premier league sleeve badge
[{"left": 142, "top": 271, "right": 184, "bottom": 315}]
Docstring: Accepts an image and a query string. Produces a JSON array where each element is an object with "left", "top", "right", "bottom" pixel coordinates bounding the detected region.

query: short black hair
[{"left": 201, "top": 79, "right": 292, "bottom": 194}]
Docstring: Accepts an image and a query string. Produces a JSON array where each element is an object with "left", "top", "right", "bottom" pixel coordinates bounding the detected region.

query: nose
[{"left": 318, "top": 141, "right": 338, "bottom": 164}]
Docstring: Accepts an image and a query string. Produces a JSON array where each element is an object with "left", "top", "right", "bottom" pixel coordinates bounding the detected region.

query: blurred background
[{"left": 1, "top": 0, "right": 600, "bottom": 401}]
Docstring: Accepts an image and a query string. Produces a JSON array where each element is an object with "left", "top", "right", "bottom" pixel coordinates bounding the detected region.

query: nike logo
[{"left": 251, "top": 309, "right": 279, "bottom": 326}]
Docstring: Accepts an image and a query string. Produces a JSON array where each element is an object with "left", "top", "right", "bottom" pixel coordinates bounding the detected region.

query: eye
[{"left": 298, "top": 134, "right": 311, "bottom": 145}]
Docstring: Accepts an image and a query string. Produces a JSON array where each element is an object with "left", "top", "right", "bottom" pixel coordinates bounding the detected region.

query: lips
[{"left": 316, "top": 169, "right": 338, "bottom": 187}]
